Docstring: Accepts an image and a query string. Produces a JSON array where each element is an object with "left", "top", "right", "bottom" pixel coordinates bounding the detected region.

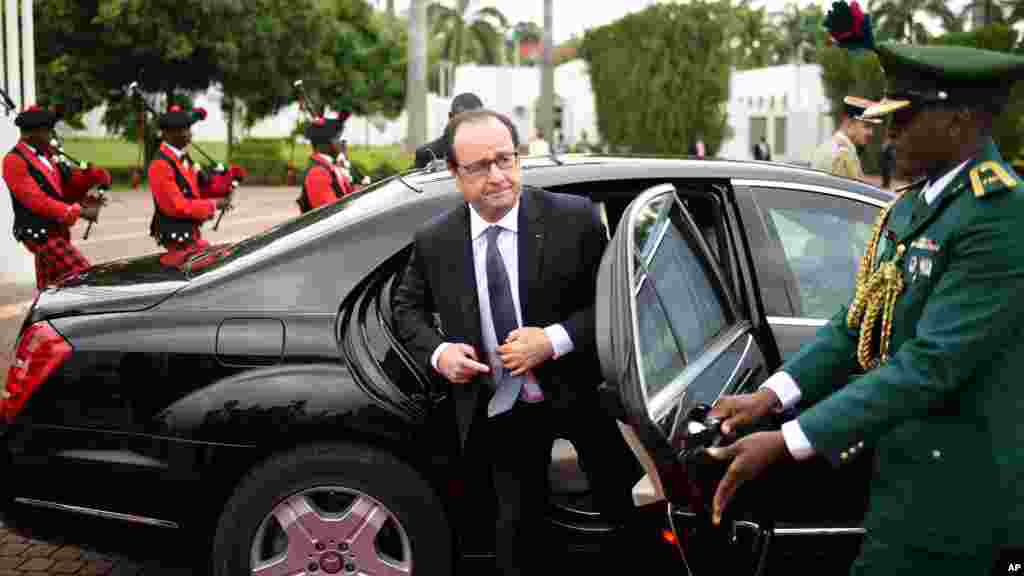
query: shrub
[{"left": 231, "top": 138, "right": 290, "bottom": 185}]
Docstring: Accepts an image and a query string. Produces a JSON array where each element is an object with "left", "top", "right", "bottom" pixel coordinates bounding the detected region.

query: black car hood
[{"left": 28, "top": 253, "right": 189, "bottom": 321}]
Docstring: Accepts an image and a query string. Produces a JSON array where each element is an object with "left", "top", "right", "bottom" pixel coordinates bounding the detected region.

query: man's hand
[
  {"left": 216, "top": 197, "right": 232, "bottom": 211},
  {"left": 438, "top": 343, "right": 490, "bottom": 384},
  {"left": 705, "top": 431, "right": 788, "bottom": 525},
  {"left": 708, "top": 388, "right": 781, "bottom": 436},
  {"left": 497, "top": 327, "right": 553, "bottom": 376},
  {"left": 79, "top": 200, "right": 101, "bottom": 223}
]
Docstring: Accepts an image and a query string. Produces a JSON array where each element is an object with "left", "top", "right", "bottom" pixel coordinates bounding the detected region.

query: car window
[
  {"left": 747, "top": 186, "right": 877, "bottom": 318},
  {"left": 631, "top": 194, "right": 730, "bottom": 401}
]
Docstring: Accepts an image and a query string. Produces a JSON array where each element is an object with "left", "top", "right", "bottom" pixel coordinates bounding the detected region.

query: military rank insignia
[
  {"left": 910, "top": 237, "right": 940, "bottom": 252},
  {"left": 969, "top": 161, "right": 1017, "bottom": 198}
]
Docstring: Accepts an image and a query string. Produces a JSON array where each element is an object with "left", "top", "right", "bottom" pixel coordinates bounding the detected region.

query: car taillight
[{"left": 1, "top": 321, "right": 71, "bottom": 423}]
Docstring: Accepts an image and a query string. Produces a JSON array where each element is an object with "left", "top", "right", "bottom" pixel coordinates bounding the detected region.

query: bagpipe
[
  {"left": 127, "top": 82, "right": 243, "bottom": 231},
  {"left": 293, "top": 81, "right": 368, "bottom": 186},
  {"left": 48, "top": 133, "right": 111, "bottom": 240}
]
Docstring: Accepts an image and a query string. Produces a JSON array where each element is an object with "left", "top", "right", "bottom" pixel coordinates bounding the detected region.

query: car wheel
[{"left": 212, "top": 442, "right": 452, "bottom": 576}]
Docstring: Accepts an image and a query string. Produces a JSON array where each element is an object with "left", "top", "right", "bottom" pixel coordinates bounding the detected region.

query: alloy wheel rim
[{"left": 250, "top": 485, "right": 412, "bottom": 575}]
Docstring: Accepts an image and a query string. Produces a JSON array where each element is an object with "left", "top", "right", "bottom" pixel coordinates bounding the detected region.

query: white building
[
  {"left": 718, "top": 63, "right": 835, "bottom": 166},
  {"left": 2, "top": 0, "right": 38, "bottom": 286}
]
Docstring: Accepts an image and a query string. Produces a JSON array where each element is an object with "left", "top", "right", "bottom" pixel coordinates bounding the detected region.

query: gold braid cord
[{"left": 846, "top": 194, "right": 907, "bottom": 371}]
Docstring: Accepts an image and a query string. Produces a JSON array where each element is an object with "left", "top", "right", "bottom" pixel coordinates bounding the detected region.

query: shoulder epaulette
[
  {"left": 892, "top": 177, "right": 926, "bottom": 202},
  {"left": 969, "top": 160, "right": 1018, "bottom": 198}
]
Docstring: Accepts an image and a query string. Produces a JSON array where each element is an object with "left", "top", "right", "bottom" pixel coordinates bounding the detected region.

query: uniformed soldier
[
  {"left": 296, "top": 113, "right": 354, "bottom": 213},
  {"left": 705, "top": 3, "right": 1024, "bottom": 573},
  {"left": 148, "top": 104, "right": 245, "bottom": 267},
  {"left": 3, "top": 105, "right": 111, "bottom": 289},
  {"left": 811, "top": 95, "right": 881, "bottom": 180}
]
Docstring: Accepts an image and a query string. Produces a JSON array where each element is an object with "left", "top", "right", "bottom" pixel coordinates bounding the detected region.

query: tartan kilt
[{"left": 21, "top": 232, "right": 91, "bottom": 289}]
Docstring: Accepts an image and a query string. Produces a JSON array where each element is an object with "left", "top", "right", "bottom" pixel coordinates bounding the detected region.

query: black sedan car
[{"left": 1, "top": 155, "right": 892, "bottom": 575}]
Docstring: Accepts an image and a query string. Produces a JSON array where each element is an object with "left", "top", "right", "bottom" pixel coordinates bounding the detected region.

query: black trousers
[{"left": 463, "top": 395, "right": 642, "bottom": 576}]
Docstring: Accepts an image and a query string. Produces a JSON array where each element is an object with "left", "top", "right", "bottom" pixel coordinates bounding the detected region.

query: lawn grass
[{"left": 62, "top": 137, "right": 229, "bottom": 168}]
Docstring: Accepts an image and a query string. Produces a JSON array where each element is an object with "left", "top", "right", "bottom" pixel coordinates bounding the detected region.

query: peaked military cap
[
  {"left": 305, "top": 111, "right": 350, "bottom": 145},
  {"left": 15, "top": 105, "right": 60, "bottom": 130},
  {"left": 159, "top": 104, "right": 207, "bottom": 130},
  {"left": 843, "top": 95, "right": 883, "bottom": 124},
  {"left": 823, "top": 0, "right": 1024, "bottom": 118}
]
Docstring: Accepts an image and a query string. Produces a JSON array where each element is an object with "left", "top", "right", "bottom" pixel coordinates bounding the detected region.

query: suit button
[
  {"left": 932, "top": 449, "right": 942, "bottom": 460},
  {"left": 857, "top": 441, "right": 864, "bottom": 448},
  {"left": 840, "top": 451, "right": 849, "bottom": 461}
]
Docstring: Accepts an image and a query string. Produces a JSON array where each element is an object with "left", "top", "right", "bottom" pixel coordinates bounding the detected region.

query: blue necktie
[{"left": 485, "top": 226, "right": 527, "bottom": 417}]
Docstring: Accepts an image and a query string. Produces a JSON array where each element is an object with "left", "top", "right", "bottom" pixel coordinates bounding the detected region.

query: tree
[
  {"left": 866, "top": 0, "right": 958, "bottom": 43},
  {"left": 728, "top": 2, "right": 781, "bottom": 70},
  {"left": 218, "top": 0, "right": 336, "bottom": 158},
  {"left": 770, "top": 3, "right": 826, "bottom": 64},
  {"left": 931, "top": 24, "right": 1024, "bottom": 161},
  {"left": 580, "top": 1, "right": 733, "bottom": 156},
  {"left": 428, "top": 0, "right": 509, "bottom": 68}
]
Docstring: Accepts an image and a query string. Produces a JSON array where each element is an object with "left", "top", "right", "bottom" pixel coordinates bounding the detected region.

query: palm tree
[
  {"left": 428, "top": 0, "right": 510, "bottom": 68},
  {"left": 730, "top": 2, "right": 780, "bottom": 69},
  {"left": 771, "top": 3, "right": 824, "bottom": 64},
  {"left": 866, "top": 0, "right": 959, "bottom": 43}
]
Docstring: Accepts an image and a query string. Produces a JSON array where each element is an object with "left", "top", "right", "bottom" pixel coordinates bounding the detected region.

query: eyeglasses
[{"left": 456, "top": 152, "right": 518, "bottom": 177}]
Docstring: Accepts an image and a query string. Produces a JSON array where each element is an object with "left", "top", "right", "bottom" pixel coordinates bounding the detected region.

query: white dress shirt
[
  {"left": 764, "top": 158, "right": 972, "bottom": 459},
  {"left": 24, "top": 143, "right": 53, "bottom": 172},
  {"left": 429, "top": 200, "right": 573, "bottom": 405},
  {"left": 164, "top": 142, "right": 186, "bottom": 161}
]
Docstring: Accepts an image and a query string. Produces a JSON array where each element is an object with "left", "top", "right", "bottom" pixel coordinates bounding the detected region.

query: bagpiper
[
  {"left": 296, "top": 112, "right": 354, "bottom": 213},
  {"left": 3, "top": 105, "right": 111, "bottom": 290},
  {"left": 707, "top": 1, "right": 1024, "bottom": 574},
  {"left": 147, "top": 104, "right": 245, "bottom": 267},
  {"left": 811, "top": 95, "right": 881, "bottom": 181}
]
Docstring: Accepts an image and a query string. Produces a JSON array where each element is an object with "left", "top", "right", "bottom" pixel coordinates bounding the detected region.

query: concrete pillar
[
  {"left": 1, "top": 0, "right": 36, "bottom": 286},
  {"left": 20, "top": 0, "right": 33, "bottom": 107}
]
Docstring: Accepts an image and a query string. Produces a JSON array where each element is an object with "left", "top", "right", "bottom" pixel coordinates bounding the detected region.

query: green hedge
[{"left": 232, "top": 138, "right": 292, "bottom": 186}]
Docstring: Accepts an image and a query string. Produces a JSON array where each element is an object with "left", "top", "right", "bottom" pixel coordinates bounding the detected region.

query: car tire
[{"left": 211, "top": 442, "right": 452, "bottom": 576}]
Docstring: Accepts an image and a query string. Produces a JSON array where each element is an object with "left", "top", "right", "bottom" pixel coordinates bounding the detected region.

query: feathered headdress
[{"left": 823, "top": 0, "right": 875, "bottom": 52}]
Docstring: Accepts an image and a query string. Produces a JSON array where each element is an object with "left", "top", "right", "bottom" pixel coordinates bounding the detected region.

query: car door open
[{"left": 595, "top": 183, "right": 779, "bottom": 573}]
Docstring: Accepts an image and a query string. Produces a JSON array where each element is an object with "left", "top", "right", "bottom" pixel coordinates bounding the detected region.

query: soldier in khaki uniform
[
  {"left": 811, "top": 95, "right": 881, "bottom": 180},
  {"left": 704, "top": 2, "right": 1024, "bottom": 573}
]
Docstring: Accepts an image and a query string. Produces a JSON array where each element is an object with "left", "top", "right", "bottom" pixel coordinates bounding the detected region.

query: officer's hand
[
  {"left": 437, "top": 343, "right": 490, "bottom": 384},
  {"left": 705, "top": 431, "right": 788, "bottom": 525},
  {"left": 708, "top": 388, "right": 781, "bottom": 436},
  {"left": 216, "top": 198, "right": 232, "bottom": 211}
]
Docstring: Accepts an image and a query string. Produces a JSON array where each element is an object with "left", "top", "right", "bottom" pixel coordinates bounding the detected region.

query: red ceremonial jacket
[
  {"left": 303, "top": 153, "right": 354, "bottom": 211},
  {"left": 148, "top": 142, "right": 235, "bottom": 242},
  {"left": 3, "top": 141, "right": 96, "bottom": 238}
]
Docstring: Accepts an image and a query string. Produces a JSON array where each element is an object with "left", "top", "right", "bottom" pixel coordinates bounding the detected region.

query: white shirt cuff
[
  {"left": 544, "top": 324, "right": 573, "bottom": 359},
  {"left": 430, "top": 342, "right": 451, "bottom": 373},
  {"left": 781, "top": 420, "right": 816, "bottom": 461},
  {"left": 760, "top": 371, "right": 801, "bottom": 411}
]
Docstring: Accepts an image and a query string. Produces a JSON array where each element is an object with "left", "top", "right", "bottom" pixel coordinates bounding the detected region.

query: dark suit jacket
[
  {"left": 391, "top": 186, "right": 608, "bottom": 448},
  {"left": 414, "top": 135, "right": 447, "bottom": 169}
]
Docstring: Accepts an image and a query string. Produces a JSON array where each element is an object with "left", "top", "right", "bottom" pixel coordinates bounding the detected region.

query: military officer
[
  {"left": 3, "top": 105, "right": 111, "bottom": 289},
  {"left": 706, "top": 7, "right": 1024, "bottom": 574},
  {"left": 148, "top": 104, "right": 245, "bottom": 267},
  {"left": 296, "top": 113, "right": 354, "bottom": 213},
  {"left": 811, "top": 95, "right": 881, "bottom": 180}
]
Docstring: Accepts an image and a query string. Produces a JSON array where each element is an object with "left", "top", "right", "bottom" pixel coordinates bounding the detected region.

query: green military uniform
[{"left": 779, "top": 8, "right": 1024, "bottom": 573}]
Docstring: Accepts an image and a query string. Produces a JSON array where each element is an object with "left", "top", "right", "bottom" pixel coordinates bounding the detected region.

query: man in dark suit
[
  {"left": 392, "top": 109, "right": 641, "bottom": 575},
  {"left": 413, "top": 92, "right": 483, "bottom": 169}
]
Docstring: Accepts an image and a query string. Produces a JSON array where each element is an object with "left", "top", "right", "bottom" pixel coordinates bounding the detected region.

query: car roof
[{"left": 401, "top": 153, "right": 896, "bottom": 204}]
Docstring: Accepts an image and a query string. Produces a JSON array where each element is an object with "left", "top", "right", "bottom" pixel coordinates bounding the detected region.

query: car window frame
[
  {"left": 622, "top": 184, "right": 742, "bottom": 415},
  {"left": 731, "top": 179, "right": 887, "bottom": 325}
]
